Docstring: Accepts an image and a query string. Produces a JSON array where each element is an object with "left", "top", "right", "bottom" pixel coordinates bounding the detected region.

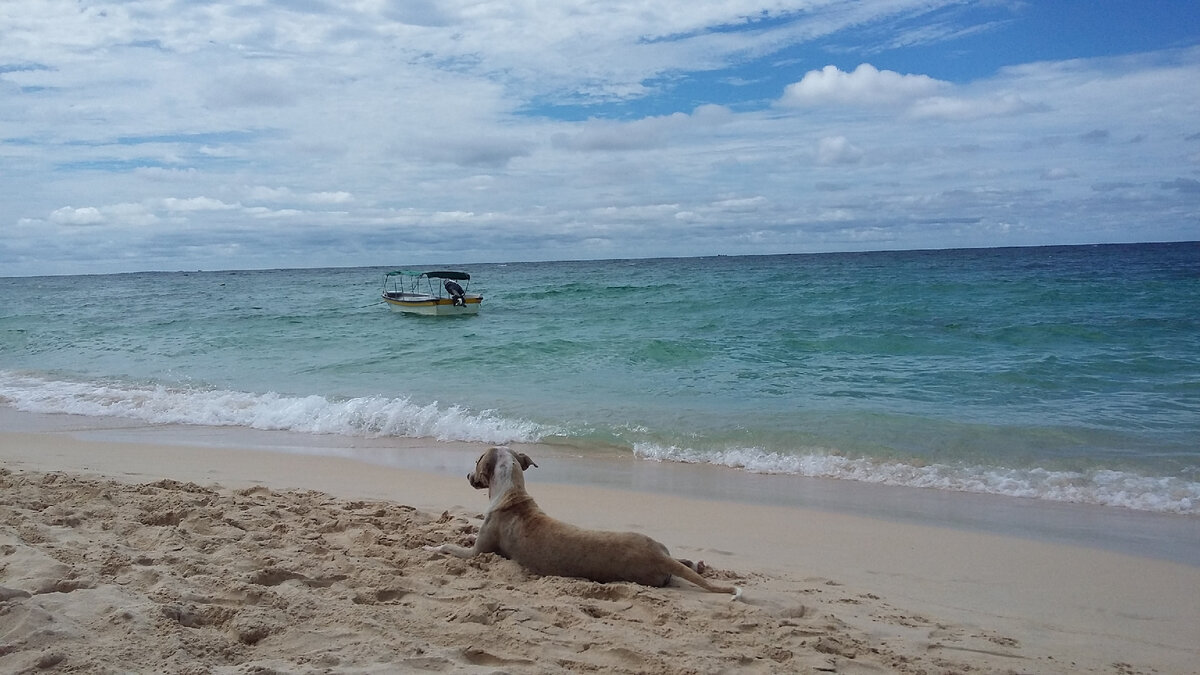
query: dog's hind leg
[
  {"left": 667, "top": 559, "right": 742, "bottom": 600},
  {"left": 425, "top": 543, "right": 476, "bottom": 558}
]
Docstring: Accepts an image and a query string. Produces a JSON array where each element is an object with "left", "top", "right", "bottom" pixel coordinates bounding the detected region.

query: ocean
[{"left": 2, "top": 242, "right": 1198, "bottom": 515}]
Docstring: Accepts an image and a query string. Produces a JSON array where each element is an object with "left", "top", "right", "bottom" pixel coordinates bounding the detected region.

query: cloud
[
  {"left": 907, "top": 93, "right": 1047, "bottom": 120},
  {"left": 779, "top": 64, "right": 947, "bottom": 107},
  {"left": 246, "top": 186, "right": 295, "bottom": 202},
  {"left": 133, "top": 166, "right": 199, "bottom": 181},
  {"left": 816, "top": 136, "right": 863, "bottom": 165},
  {"left": 383, "top": 0, "right": 457, "bottom": 28},
  {"left": 413, "top": 136, "right": 533, "bottom": 168},
  {"left": 43, "top": 202, "right": 160, "bottom": 228},
  {"left": 33, "top": 193, "right": 361, "bottom": 239},
  {"left": 246, "top": 187, "right": 354, "bottom": 204},
  {"left": 161, "top": 197, "right": 238, "bottom": 212},
  {"left": 552, "top": 105, "right": 732, "bottom": 152},
  {"left": 49, "top": 206, "right": 104, "bottom": 225},
  {"left": 308, "top": 191, "right": 353, "bottom": 204},
  {"left": 776, "top": 63, "right": 1048, "bottom": 122},
  {"left": 203, "top": 69, "right": 301, "bottom": 109},
  {"left": 3, "top": 4, "right": 1200, "bottom": 275}
]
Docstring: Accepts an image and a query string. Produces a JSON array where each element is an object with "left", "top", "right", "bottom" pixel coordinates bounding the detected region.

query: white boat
[{"left": 381, "top": 270, "right": 482, "bottom": 316}]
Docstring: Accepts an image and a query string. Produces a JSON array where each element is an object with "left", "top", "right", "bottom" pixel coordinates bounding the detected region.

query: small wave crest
[
  {"left": 632, "top": 442, "right": 1200, "bottom": 515},
  {"left": 0, "top": 372, "right": 546, "bottom": 444}
]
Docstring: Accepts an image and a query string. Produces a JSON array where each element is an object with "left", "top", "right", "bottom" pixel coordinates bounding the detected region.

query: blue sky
[{"left": 2, "top": 0, "right": 1198, "bottom": 275}]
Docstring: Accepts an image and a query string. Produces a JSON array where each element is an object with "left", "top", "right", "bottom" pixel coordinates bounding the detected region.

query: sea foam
[
  {"left": 631, "top": 442, "right": 1200, "bottom": 515},
  {"left": 0, "top": 372, "right": 545, "bottom": 444}
]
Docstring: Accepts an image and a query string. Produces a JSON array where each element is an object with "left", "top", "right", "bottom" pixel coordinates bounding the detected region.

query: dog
[{"left": 425, "top": 446, "right": 742, "bottom": 599}]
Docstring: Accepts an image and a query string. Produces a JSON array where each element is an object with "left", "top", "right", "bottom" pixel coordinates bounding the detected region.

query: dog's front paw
[{"left": 424, "top": 544, "right": 446, "bottom": 553}]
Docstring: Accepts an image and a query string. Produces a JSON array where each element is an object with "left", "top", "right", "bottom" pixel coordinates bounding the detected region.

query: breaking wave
[
  {"left": 0, "top": 372, "right": 546, "bottom": 445},
  {"left": 632, "top": 443, "right": 1200, "bottom": 515}
]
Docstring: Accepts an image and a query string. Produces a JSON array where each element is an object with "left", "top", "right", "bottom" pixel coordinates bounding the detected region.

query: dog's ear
[{"left": 514, "top": 452, "right": 538, "bottom": 470}]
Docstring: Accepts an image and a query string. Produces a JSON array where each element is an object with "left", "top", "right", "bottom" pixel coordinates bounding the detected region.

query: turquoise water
[{"left": 2, "top": 243, "right": 1198, "bottom": 512}]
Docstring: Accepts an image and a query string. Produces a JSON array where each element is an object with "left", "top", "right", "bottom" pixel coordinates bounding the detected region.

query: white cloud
[
  {"left": 246, "top": 187, "right": 354, "bottom": 204},
  {"left": 105, "top": 202, "right": 159, "bottom": 227},
  {"left": 247, "top": 207, "right": 305, "bottom": 219},
  {"left": 133, "top": 167, "right": 199, "bottom": 181},
  {"left": 780, "top": 64, "right": 948, "bottom": 107},
  {"left": 908, "top": 93, "right": 1047, "bottom": 120},
  {"left": 777, "top": 63, "right": 1049, "bottom": 122},
  {"left": 2, "top": 3, "right": 1199, "bottom": 274},
  {"left": 43, "top": 202, "right": 160, "bottom": 229},
  {"left": 308, "top": 191, "right": 354, "bottom": 204},
  {"left": 711, "top": 196, "right": 767, "bottom": 211},
  {"left": 552, "top": 105, "right": 732, "bottom": 152},
  {"left": 247, "top": 186, "right": 296, "bottom": 202},
  {"left": 161, "top": 197, "right": 238, "bottom": 212},
  {"left": 816, "top": 136, "right": 863, "bottom": 165},
  {"left": 49, "top": 206, "right": 104, "bottom": 225}
]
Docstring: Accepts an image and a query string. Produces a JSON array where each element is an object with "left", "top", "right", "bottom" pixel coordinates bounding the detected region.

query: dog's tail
[{"left": 670, "top": 560, "right": 743, "bottom": 600}]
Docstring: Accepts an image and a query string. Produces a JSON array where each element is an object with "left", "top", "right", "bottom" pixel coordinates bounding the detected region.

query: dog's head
[{"left": 468, "top": 446, "right": 538, "bottom": 491}]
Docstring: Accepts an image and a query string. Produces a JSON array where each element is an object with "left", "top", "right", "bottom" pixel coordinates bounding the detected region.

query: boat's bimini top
[{"left": 385, "top": 270, "right": 471, "bottom": 281}]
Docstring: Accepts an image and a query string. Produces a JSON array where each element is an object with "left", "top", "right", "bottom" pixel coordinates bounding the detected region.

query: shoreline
[
  {"left": 4, "top": 407, "right": 1197, "bottom": 567},
  {"left": 2, "top": 409, "right": 1200, "bottom": 672}
]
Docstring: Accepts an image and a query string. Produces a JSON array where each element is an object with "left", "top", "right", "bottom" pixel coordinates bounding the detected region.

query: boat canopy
[{"left": 385, "top": 270, "right": 471, "bottom": 281}]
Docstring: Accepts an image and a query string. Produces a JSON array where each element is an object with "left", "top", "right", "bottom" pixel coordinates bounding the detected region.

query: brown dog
[{"left": 425, "top": 446, "right": 742, "bottom": 598}]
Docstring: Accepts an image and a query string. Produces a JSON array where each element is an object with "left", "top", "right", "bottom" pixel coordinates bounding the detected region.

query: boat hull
[{"left": 382, "top": 294, "right": 482, "bottom": 316}]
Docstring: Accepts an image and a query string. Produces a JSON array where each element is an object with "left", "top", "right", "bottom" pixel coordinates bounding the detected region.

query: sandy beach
[{"left": 2, "top": 415, "right": 1198, "bottom": 674}]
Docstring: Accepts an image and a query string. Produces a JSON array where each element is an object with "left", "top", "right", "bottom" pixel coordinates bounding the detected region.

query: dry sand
[{"left": 1, "top": 424, "right": 1198, "bottom": 674}]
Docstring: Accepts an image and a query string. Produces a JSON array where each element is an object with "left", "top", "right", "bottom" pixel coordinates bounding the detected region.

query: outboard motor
[{"left": 444, "top": 279, "right": 466, "bottom": 306}]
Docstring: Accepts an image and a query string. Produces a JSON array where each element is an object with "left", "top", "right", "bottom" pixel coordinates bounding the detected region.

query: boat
[{"left": 381, "top": 270, "right": 483, "bottom": 316}]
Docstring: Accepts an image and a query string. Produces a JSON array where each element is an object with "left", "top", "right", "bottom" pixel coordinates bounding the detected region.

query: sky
[{"left": 2, "top": 1, "right": 1199, "bottom": 276}]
